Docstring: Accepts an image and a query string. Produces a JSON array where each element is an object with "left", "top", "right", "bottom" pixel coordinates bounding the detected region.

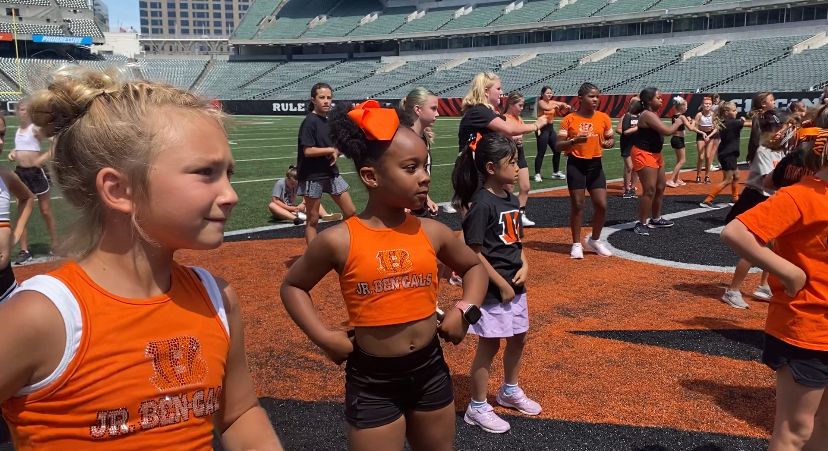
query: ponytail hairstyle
[
  {"left": 307, "top": 82, "right": 332, "bottom": 115},
  {"left": 27, "top": 66, "right": 225, "bottom": 258},
  {"left": 399, "top": 86, "right": 436, "bottom": 146},
  {"left": 451, "top": 133, "right": 517, "bottom": 211},
  {"left": 672, "top": 96, "right": 687, "bottom": 113},
  {"left": 462, "top": 72, "right": 499, "bottom": 112},
  {"left": 398, "top": 86, "right": 436, "bottom": 126},
  {"left": 750, "top": 91, "right": 773, "bottom": 118},
  {"left": 638, "top": 87, "right": 659, "bottom": 112},
  {"left": 328, "top": 100, "right": 400, "bottom": 171},
  {"left": 503, "top": 90, "right": 524, "bottom": 115},
  {"left": 714, "top": 101, "right": 736, "bottom": 130},
  {"left": 628, "top": 97, "right": 643, "bottom": 115}
]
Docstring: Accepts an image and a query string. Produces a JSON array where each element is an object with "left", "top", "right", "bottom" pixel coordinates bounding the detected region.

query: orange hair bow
[
  {"left": 798, "top": 127, "right": 828, "bottom": 157},
  {"left": 347, "top": 100, "right": 399, "bottom": 141}
]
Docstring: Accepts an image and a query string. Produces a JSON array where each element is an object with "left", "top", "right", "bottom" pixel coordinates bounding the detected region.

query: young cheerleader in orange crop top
[{"left": 281, "top": 100, "right": 488, "bottom": 451}]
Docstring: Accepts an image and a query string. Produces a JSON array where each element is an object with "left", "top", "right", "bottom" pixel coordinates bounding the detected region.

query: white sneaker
[
  {"left": 533, "top": 173, "right": 542, "bottom": 182},
  {"left": 570, "top": 243, "right": 584, "bottom": 259},
  {"left": 296, "top": 211, "right": 307, "bottom": 221},
  {"left": 442, "top": 203, "right": 457, "bottom": 214},
  {"left": 553, "top": 171, "right": 566, "bottom": 179},
  {"left": 722, "top": 290, "right": 749, "bottom": 309},
  {"left": 521, "top": 215, "right": 535, "bottom": 227},
  {"left": 752, "top": 284, "right": 772, "bottom": 301},
  {"left": 585, "top": 237, "right": 612, "bottom": 257}
]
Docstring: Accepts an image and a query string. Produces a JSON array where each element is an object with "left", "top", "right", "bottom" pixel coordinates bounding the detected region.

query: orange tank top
[
  {"left": 339, "top": 215, "right": 438, "bottom": 327},
  {"left": 2, "top": 261, "right": 229, "bottom": 450}
]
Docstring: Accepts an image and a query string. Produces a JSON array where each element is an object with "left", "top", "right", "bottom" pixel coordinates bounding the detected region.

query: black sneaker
[
  {"left": 647, "top": 217, "right": 675, "bottom": 228},
  {"left": 293, "top": 217, "right": 305, "bottom": 226},
  {"left": 13, "top": 250, "right": 32, "bottom": 265},
  {"left": 632, "top": 222, "right": 650, "bottom": 236}
]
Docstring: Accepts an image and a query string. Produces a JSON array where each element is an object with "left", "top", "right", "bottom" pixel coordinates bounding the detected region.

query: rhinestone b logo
[
  {"left": 145, "top": 336, "right": 207, "bottom": 392},
  {"left": 376, "top": 249, "right": 413, "bottom": 275}
]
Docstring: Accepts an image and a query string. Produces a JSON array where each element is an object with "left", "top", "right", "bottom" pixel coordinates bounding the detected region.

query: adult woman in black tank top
[{"left": 630, "top": 88, "right": 689, "bottom": 236}]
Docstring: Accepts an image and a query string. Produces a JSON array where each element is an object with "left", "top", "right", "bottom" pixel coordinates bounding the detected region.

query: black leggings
[{"left": 535, "top": 124, "right": 560, "bottom": 175}]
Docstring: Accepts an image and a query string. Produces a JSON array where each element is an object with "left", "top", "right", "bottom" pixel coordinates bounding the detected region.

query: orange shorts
[{"left": 632, "top": 146, "right": 664, "bottom": 171}]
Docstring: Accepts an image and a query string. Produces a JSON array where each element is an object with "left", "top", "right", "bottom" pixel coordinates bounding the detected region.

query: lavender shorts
[{"left": 469, "top": 293, "right": 528, "bottom": 338}]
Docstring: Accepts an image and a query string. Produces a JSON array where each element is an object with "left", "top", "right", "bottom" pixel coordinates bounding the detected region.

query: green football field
[{"left": 4, "top": 114, "right": 726, "bottom": 255}]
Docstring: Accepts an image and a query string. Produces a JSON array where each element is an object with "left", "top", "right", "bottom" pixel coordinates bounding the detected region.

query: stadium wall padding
[{"left": 217, "top": 92, "right": 823, "bottom": 118}]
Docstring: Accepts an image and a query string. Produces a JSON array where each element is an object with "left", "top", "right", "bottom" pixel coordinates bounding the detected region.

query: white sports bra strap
[
  {"left": 12, "top": 275, "right": 83, "bottom": 396},
  {"left": 191, "top": 266, "right": 230, "bottom": 336}
]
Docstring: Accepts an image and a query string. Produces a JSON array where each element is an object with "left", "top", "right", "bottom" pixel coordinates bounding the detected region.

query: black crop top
[
  {"left": 672, "top": 114, "right": 685, "bottom": 132},
  {"left": 631, "top": 126, "right": 664, "bottom": 153}
]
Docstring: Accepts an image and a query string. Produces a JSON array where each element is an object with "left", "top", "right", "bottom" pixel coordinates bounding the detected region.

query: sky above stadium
[{"left": 108, "top": 0, "right": 140, "bottom": 32}]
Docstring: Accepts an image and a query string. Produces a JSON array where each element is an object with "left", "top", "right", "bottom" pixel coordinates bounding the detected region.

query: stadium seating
[
  {"left": 601, "top": 0, "right": 660, "bottom": 17},
  {"left": 302, "top": 0, "right": 383, "bottom": 38},
  {"left": 335, "top": 59, "right": 444, "bottom": 99},
  {"left": 138, "top": 59, "right": 208, "bottom": 91},
  {"left": 348, "top": 6, "right": 416, "bottom": 37},
  {"left": 648, "top": 0, "right": 708, "bottom": 10},
  {"left": 439, "top": 2, "right": 510, "bottom": 31},
  {"left": 56, "top": 0, "right": 91, "bottom": 9},
  {"left": 193, "top": 60, "right": 280, "bottom": 99},
  {"left": 67, "top": 19, "right": 103, "bottom": 38},
  {"left": 7, "top": 0, "right": 50, "bottom": 6},
  {"left": 257, "top": 0, "right": 339, "bottom": 40},
  {"left": 394, "top": 7, "right": 457, "bottom": 34},
  {"left": 544, "top": 0, "right": 611, "bottom": 22},
  {"left": 0, "top": 22, "right": 63, "bottom": 35},
  {"left": 484, "top": 0, "right": 560, "bottom": 27},
  {"left": 614, "top": 36, "right": 807, "bottom": 93},
  {"left": 497, "top": 51, "right": 589, "bottom": 96},
  {"left": 428, "top": 56, "right": 513, "bottom": 97},
  {"left": 715, "top": 44, "right": 828, "bottom": 92},
  {"left": 232, "top": 0, "right": 280, "bottom": 39}
]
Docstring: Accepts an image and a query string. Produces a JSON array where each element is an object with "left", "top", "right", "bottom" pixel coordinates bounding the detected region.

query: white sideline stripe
[{"left": 706, "top": 226, "right": 725, "bottom": 234}]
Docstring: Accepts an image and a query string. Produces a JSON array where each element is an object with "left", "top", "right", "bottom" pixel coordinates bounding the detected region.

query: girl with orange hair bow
[{"left": 281, "top": 100, "right": 488, "bottom": 451}]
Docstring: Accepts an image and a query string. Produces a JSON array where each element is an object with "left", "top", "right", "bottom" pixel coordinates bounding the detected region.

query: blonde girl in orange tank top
[
  {"left": 281, "top": 100, "right": 488, "bottom": 451},
  {"left": 0, "top": 68, "right": 281, "bottom": 450}
]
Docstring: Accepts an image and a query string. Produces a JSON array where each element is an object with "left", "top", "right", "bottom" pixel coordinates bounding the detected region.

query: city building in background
[{"left": 139, "top": 0, "right": 253, "bottom": 38}]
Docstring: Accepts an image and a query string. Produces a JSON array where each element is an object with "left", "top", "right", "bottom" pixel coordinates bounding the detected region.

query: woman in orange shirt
[
  {"left": 556, "top": 82, "right": 615, "bottom": 259},
  {"left": 722, "top": 114, "right": 828, "bottom": 450},
  {"left": 503, "top": 91, "right": 535, "bottom": 227},
  {"left": 281, "top": 100, "right": 487, "bottom": 451},
  {"left": 534, "top": 86, "right": 571, "bottom": 181},
  {"left": 0, "top": 68, "right": 281, "bottom": 450}
]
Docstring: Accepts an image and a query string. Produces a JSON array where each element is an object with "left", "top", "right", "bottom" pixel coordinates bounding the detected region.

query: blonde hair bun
[{"left": 28, "top": 66, "right": 120, "bottom": 138}]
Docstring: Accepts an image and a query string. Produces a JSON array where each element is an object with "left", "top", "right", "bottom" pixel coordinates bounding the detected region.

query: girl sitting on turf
[
  {"left": 453, "top": 132, "right": 539, "bottom": 434},
  {"left": 700, "top": 101, "right": 751, "bottom": 209},
  {"left": 721, "top": 113, "right": 828, "bottom": 451},
  {"left": 399, "top": 87, "right": 440, "bottom": 216},
  {"left": 280, "top": 100, "right": 487, "bottom": 451},
  {"left": 269, "top": 165, "right": 341, "bottom": 225},
  {"left": 0, "top": 68, "right": 282, "bottom": 449}
]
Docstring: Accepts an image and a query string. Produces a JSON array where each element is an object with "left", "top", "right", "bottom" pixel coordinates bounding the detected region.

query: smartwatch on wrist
[{"left": 456, "top": 301, "right": 482, "bottom": 325}]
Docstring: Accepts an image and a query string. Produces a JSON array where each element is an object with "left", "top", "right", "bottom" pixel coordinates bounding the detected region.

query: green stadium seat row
[
  {"left": 56, "top": 0, "right": 91, "bottom": 9},
  {"left": 138, "top": 59, "right": 208, "bottom": 91}
]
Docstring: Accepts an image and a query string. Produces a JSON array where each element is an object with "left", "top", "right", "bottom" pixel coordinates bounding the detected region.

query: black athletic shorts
[
  {"left": 620, "top": 145, "right": 633, "bottom": 158},
  {"left": 0, "top": 263, "right": 16, "bottom": 301},
  {"left": 345, "top": 335, "right": 454, "bottom": 429},
  {"left": 516, "top": 143, "right": 527, "bottom": 169},
  {"left": 566, "top": 156, "right": 606, "bottom": 191},
  {"left": 763, "top": 334, "right": 828, "bottom": 388},
  {"left": 670, "top": 136, "right": 685, "bottom": 150},
  {"left": 15, "top": 166, "right": 50, "bottom": 196},
  {"left": 719, "top": 153, "right": 739, "bottom": 171},
  {"left": 725, "top": 187, "right": 767, "bottom": 224}
]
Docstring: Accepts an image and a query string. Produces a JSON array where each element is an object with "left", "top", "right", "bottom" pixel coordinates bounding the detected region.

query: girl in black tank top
[
  {"left": 667, "top": 98, "right": 703, "bottom": 187},
  {"left": 631, "top": 88, "right": 687, "bottom": 235}
]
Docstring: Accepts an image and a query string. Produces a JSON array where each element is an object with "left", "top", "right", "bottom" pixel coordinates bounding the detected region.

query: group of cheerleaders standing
[{"left": 284, "top": 77, "right": 828, "bottom": 451}]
